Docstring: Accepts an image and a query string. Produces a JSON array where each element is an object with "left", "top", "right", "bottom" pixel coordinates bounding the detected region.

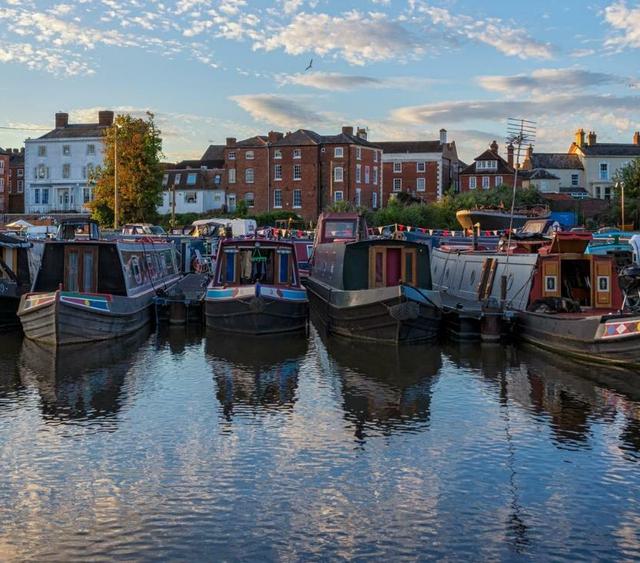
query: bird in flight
[{"left": 305, "top": 58, "right": 313, "bottom": 71}]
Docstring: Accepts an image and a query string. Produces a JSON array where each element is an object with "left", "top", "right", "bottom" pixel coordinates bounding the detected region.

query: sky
[{"left": 0, "top": 0, "right": 639, "bottom": 163}]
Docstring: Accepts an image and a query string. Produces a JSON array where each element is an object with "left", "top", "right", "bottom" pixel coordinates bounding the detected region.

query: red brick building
[
  {"left": 211, "top": 126, "right": 382, "bottom": 222},
  {"left": 0, "top": 149, "right": 10, "bottom": 213},
  {"left": 6, "top": 148, "right": 25, "bottom": 213},
  {"left": 459, "top": 141, "right": 520, "bottom": 192},
  {"left": 377, "top": 130, "right": 460, "bottom": 204}
]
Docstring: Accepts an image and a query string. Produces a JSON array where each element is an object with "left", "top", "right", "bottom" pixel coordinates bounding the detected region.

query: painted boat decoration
[
  {"left": 0, "top": 233, "right": 32, "bottom": 330},
  {"left": 204, "top": 238, "right": 308, "bottom": 335},
  {"left": 18, "top": 220, "right": 181, "bottom": 346},
  {"left": 305, "top": 231, "right": 441, "bottom": 344}
]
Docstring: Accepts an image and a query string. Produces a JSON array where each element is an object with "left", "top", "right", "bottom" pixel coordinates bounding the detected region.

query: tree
[
  {"left": 612, "top": 158, "right": 640, "bottom": 228},
  {"left": 90, "top": 112, "right": 163, "bottom": 227}
]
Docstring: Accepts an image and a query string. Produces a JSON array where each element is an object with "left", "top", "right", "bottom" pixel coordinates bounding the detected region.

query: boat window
[
  {"left": 131, "top": 257, "right": 142, "bottom": 284},
  {"left": 469, "top": 269, "right": 476, "bottom": 286},
  {"left": 375, "top": 251, "right": 384, "bottom": 286},
  {"left": 66, "top": 251, "right": 79, "bottom": 291},
  {"left": 598, "top": 276, "right": 609, "bottom": 292},
  {"left": 402, "top": 249, "right": 417, "bottom": 286},
  {"left": 225, "top": 252, "right": 236, "bottom": 283},
  {"left": 324, "top": 220, "right": 355, "bottom": 242},
  {"left": 279, "top": 253, "right": 289, "bottom": 284},
  {"left": 545, "top": 276, "right": 556, "bottom": 292},
  {"left": 507, "top": 273, "right": 514, "bottom": 291}
]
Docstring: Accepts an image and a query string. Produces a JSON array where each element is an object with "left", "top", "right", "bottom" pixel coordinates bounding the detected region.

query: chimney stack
[
  {"left": 575, "top": 128, "right": 585, "bottom": 148},
  {"left": 490, "top": 140, "right": 499, "bottom": 154},
  {"left": 507, "top": 143, "right": 514, "bottom": 167},
  {"left": 226, "top": 137, "right": 236, "bottom": 147},
  {"left": 267, "top": 131, "right": 284, "bottom": 143},
  {"left": 356, "top": 127, "right": 367, "bottom": 140},
  {"left": 439, "top": 128, "right": 447, "bottom": 145},
  {"left": 342, "top": 126, "right": 354, "bottom": 136},
  {"left": 634, "top": 131, "right": 640, "bottom": 145},
  {"left": 98, "top": 110, "right": 114, "bottom": 126},
  {"left": 55, "top": 112, "right": 69, "bottom": 129},
  {"left": 587, "top": 131, "right": 597, "bottom": 146}
]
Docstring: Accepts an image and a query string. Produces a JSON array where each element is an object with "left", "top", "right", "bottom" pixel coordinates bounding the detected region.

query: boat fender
[{"left": 388, "top": 301, "right": 420, "bottom": 321}]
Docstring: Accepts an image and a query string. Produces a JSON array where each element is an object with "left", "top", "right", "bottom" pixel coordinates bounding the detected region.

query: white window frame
[
  {"left": 372, "top": 191, "right": 378, "bottom": 208},
  {"left": 274, "top": 164, "right": 282, "bottom": 181},
  {"left": 469, "top": 177, "right": 477, "bottom": 190},
  {"left": 482, "top": 176, "right": 490, "bottom": 189},
  {"left": 293, "top": 189, "right": 302, "bottom": 209},
  {"left": 393, "top": 178, "right": 402, "bottom": 192},
  {"left": 356, "top": 147, "right": 362, "bottom": 161},
  {"left": 373, "top": 167, "right": 378, "bottom": 185},
  {"left": 274, "top": 149, "right": 282, "bottom": 160},
  {"left": 87, "top": 144, "right": 95, "bottom": 155},
  {"left": 571, "top": 174, "right": 579, "bottom": 187},
  {"left": 162, "top": 173, "right": 169, "bottom": 186},
  {"left": 228, "top": 168, "right": 236, "bottom": 184},
  {"left": 334, "top": 190, "right": 344, "bottom": 202},
  {"left": 334, "top": 166, "right": 343, "bottom": 182},
  {"left": 228, "top": 151, "right": 236, "bottom": 160},
  {"left": 244, "top": 192, "right": 255, "bottom": 207},
  {"left": 293, "top": 164, "right": 302, "bottom": 181},
  {"left": 334, "top": 147, "right": 344, "bottom": 158},
  {"left": 355, "top": 188, "right": 361, "bottom": 206},
  {"left": 599, "top": 162, "right": 609, "bottom": 181},
  {"left": 37, "top": 145, "right": 46, "bottom": 157},
  {"left": 393, "top": 162, "right": 401, "bottom": 173},
  {"left": 245, "top": 150, "right": 254, "bottom": 160},
  {"left": 245, "top": 168, "right": 255, "bottom": 183},
  {"left": 495, "top": 176, "right": 503, "bottom": 187},
  {"left": 417, "top": 177, "right": 425, "bottom": 192},
  {"left": 62, "top": 144, "right": 71, "bottom": 156},
  {"left": 416, "top": 161, "right": 426, "bottom": 173},
  {"left": 356, "top": 164, "right": 361, "bottom": 184},
  {"left": 175, "top": 173, "right": 182, "bottom": 184},
  {"left": 364, "top": 165, "right": 370, "bottom": 184},
  {"left": 273, "top": 189, "right": 282, "bottom": 208},
  {"left": 17, "top": 169, "right": 23, "bottom": 178},
  {"left": 293, "top": 148, "right": 301, "bottom": 159},
  {"left": 62, "top": 163, "right": 71, "bottom": 179}
]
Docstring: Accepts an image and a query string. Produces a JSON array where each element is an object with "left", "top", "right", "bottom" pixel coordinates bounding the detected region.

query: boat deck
[{"left": 153, "top": 273, "right": 209, "bottom": 325}]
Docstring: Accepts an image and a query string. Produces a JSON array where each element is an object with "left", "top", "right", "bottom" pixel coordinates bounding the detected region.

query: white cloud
[
  {"left": 230, "top": 93, "right": 328, "bottom": 127},
  {"left": 604, "top": 1, "right": 640, "bottom": 50},
  {"left": 255, "top": 10, "right": 423, "bottom": 65},
  {"left": 418, "top": 4, "right": 554, "bottom": 59},
  {"left": 277, "top": 71, "right": 384, "bottom": 91},
  {"left": 0, "top": 40, "right": 93, "bottom": 76},
  {"left": 477, "top": 68, "right": 628, "bottom": 95}
]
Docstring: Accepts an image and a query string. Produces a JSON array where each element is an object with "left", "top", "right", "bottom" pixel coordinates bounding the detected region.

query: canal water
[{"left": 1, "top": 327, "right": 640, "bottom": 561}]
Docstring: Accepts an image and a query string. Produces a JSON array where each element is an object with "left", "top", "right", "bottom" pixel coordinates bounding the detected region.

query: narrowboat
[
  {"left": 204, "top": 238, "right": 308, "bottom": 335},
  {"left": 0, "top": 233, "right": 32, "bottom": 329},
  {"left": 313, "top": 211, "right": 368, "bottom": 244},
  {"left": 293, "top": 239, "right": 314, "bottom": 278},
  {"left": 18, "top": 219, "right": 181, "bottom": 345},
  {"left": 433, "top": 230, "right": 640, "bottom": 366},
  {"left": 306, "top": 238, "right": 441, "bottom": 343}
]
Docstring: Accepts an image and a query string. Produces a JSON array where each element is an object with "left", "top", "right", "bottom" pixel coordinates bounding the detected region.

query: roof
[
  {"left": 162, "top": 168, "right": 222, "bottom": 190},
  {"left": 527, "top": 168, "right": 560, "bottom": 180},
  {"left": 273, "top": 129, "right": 323, "bottom": 146},
  {"left": 460, "top": 150, "right": 514, "bottom": 175},
  {"left": 35, "top": 123, "right": 109, "bottom": 140},
  {"left": 233, "top": 136, "right": 269, "bottom": 148},
  {"left": 575, "top": 143, "right": 640, "bottom": 157},
  {"left": 530, "top": 153, "right": 583, "bottom": 170},
  {"left": 377, "top": 141, "right": 445, "bottom": 154},
  {"left": 320, "top": 132, "right": 380, "bottom": 148},
  {"left": 200, "top": 144, "right": 225, "bottom": 163}
]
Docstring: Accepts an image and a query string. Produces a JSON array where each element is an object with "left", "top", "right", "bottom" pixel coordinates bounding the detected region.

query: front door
[
  {"left": 227, "top": 194, "right": 236, "bottom": 212},
  {"left": 63, "top": 246, "right": 98, "bottom": 293},
  {"left": 58, "top": 188, "right": 74, "bottom": 211}
]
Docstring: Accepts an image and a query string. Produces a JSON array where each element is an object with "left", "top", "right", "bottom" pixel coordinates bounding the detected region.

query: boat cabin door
[
  {"left": 541, "top": 257, "right": 561, "bottom": 298},
  {"left": 63, "top": 246, "right": 98, "bottom": 293},
  {"left": 369, "top": 246, "right": 417, "bottom": 288},
  {"left": 592, "top": 257, "right": 613, "bottom": 308}
]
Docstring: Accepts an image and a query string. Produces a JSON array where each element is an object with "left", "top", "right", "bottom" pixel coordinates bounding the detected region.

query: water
[{"left": 1, "top": 326, "right": 640, "bottom": 561}]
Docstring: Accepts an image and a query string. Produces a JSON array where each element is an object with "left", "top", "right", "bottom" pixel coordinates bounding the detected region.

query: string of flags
[
  {"left": 257, "top": 227, "right": 315, "bottom": 239},
  {"left": 366, "top": 224, "right": 506, "bottom": 237}
]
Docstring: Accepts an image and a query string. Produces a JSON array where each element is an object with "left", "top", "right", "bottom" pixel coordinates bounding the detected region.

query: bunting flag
[
  {"left": 398, "top": 224, "right": 405, "bottom": 231},
  {"left": 429, "top": 229, "right": 434, "bottom": 235},
  {"left": 407, "top": 226, "right": 412, "bottom": 232},
  {"left": 378, "top": 226, "right": 384, "bottom": 234}
]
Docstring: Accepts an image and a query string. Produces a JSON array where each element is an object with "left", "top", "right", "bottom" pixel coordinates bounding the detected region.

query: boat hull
[
  {"left": 305, "top": 277, "right": 441, "bottom": 344},
  {"left": 204, "top": 286, "right": 308, "bottom": 335},
  {"left": 456, "top": 210, "right": 550, "bottom": 231},
  {"left": 18, "top": 290, "right": 153, "bottom": 346},
  {"left": 0, "top": 295, "right": 20, "bottom": 330},
  {"left": 517, "top": 311, "right": 640, "bottom": 366}
]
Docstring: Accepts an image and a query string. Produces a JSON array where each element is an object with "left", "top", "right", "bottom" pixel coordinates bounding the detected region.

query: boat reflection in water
[
  {"left": 444, "top": 342, "right": 640, "bottom": 456},
  {"left": 315, "top": 326, "right": 441, "bottom": 441},
  {"left": 205, "top": 330, "right": 308, "bottom": 420},
  {"left": 18, "top": 327, "right": 150, "bottom": 423},
  {"left": 0, "top": 332, "right": 25, "bottom": 403}
]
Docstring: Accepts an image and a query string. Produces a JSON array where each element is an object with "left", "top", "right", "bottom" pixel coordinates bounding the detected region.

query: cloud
[
  {"left": 277, "top": 71, "right": 384, "bottom": 91},
  {"left": 389, "top": 94, "right": 640, "bottom": 125},
  {"left": 604, "top": 1, "right": 640, "bottom": 50},
  {"left": 229, "top": 93, "right": 327, "bottom": 127},
  {"left": 0, "top": 40, "right": 93, "bottom": 76},
  {"left": 477, "top": 68, "right": 628, "bottom": 95},
  {"left": 255, "top": 10, "right": 424, "bottom": 65},
  {"left": 418, "top": 4, "right": 554, "bottom": 59}
]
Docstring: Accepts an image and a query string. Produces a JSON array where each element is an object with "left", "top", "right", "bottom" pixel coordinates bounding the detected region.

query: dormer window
[{"left": 477, "top": 160, "right": 497, "bottom": 170}]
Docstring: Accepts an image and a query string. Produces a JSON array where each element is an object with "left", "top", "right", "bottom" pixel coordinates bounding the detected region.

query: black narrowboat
[{"left": 0, "top": 233, "right": 33, "bottom": 330}]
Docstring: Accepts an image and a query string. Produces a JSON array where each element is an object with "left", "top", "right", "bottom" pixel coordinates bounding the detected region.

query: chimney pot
[
  {"left": 634, "top": 131, "right": 640, "bottom": 145},
  {"left": 356, "top": 127, "right": 367, "bottom": 140},
  {"left": 342, "top": 126, "right": 354, "bottom": 136},
  {"left": 98, "top": 110, "right": 114, "bottom": 126},
  {"left": 226, "top": 137, "right": 236, "bottom": 147},
  {"left": 490, "top": 140, "right": 499, "bottom": 154},
  {"left": 575, "top": 128, "right": 585, "bottom": 148},
  {"left": 267, "top": 131, "right": 284, "bottom": 143},
  {"left": 507, "top": 143, "right": 514, "bottom": 167},
  {"left": 587, "top": 130, "right": 597, "bottom": 146},
  {"left": 55, "top": 112, "right": 69, "bottom": 129},
  {"left": 439, "top": 128, "right": 447, "bottom": 145}
]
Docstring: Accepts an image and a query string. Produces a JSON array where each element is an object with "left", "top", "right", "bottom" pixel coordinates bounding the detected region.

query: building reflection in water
[
  {"left": 205, "top": 330, "right": 308, "bottom": 420},
  {"left": 18, "top": 328, "right": 150, "bottom": 424},
  {"left": 316, "top": 328, "right": 441, "bottom": 442}
]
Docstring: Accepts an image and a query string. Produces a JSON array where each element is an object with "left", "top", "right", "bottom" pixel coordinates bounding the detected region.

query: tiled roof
[
  {"left": 576, "top": 143, "right": 640, "bottom": 157},
  {"left": 273, "top": 129, "right": 322, "bottom": 146},
  {"left": 200, "top": 144, "right": 225, "bottom": 162},
  {"left": 376, "top": 141, "right": 444, "bottom": 154},
  {"left": 530, "top": 153, "right": 583, "bottom": 170},
  {"left": 527, "top": 168, "right": 560, "bottom": 180},
  {"left": 320, "top": 132, "right": 381, "bottom": 148},
  {"left": 460, "top": 150, "right": 514, "bottom": 175},
  {"left": 36, "top": 124, "right": 109, "bottom": 140},
  {"left": 235, "top": 136, "right": 268, "bottom": 147}
]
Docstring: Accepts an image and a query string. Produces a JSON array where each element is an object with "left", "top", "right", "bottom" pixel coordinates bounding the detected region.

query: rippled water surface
[{"left": 1, "top": 326, "right": 640, "bottom": 561}]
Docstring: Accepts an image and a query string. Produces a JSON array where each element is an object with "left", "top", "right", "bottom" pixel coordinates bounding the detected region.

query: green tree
[
  {"left": 612, "top": 158, "right": 640, "bottom": 228},
  {"left": 90, "top": 112, "right": 163, "bottom": 227}
]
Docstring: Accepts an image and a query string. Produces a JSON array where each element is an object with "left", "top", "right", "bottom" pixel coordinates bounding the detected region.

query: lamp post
[{"left": 113, "top": 123, "right": 121, "bottom": 230}]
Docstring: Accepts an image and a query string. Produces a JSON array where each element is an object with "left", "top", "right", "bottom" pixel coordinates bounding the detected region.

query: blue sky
[{"left": 0, "top": 0, "right": 639, "bottom": 162}]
